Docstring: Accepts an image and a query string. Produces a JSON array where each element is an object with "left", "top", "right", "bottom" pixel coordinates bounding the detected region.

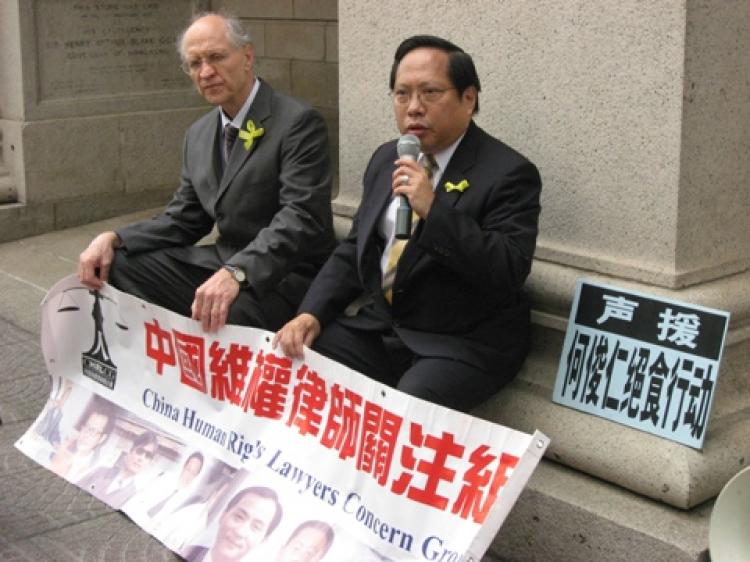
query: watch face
[{"left": 226, "top": 265, "right": 245, "bottom": 283}]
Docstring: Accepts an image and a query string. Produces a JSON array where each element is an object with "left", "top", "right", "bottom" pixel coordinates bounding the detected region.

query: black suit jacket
[
  {"left": 300, "top": 121, "right": 542, "bottom": 373},
  {"left": 117, "top": 80, "right": 335, "bottom": 304}
]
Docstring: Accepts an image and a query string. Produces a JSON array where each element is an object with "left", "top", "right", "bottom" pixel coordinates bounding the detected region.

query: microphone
[{"left": 395, "top": 134, "right": 421, "bottom": 239}]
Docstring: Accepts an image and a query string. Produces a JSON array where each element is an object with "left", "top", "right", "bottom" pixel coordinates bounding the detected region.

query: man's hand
[
  {"left": 78, "top": 231, "right": 120, "bottom": 290},
  {"left": 272, "top": 313, "right": 321, "bottom": 359},
  {"left": 392, "top": 157, "right": 435, "bottom": 219},
  {"left": 191, "top": 268, "right": 241, "bottom": 332}
]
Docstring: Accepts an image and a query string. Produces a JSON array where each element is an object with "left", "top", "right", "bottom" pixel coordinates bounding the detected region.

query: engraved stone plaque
[{"left": 35, "top": 0, "right": 194, "bottom": 101}]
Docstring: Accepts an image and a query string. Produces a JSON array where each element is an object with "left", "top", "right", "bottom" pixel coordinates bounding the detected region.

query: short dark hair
[
  {"left": 285, "top": 520, "right": 335, "bottom": 556},
  {"left": 224, "top": 486, "right": 283, "bottom": 538},
  {"left": 132, "top": 430, "right": 159, "bottom": 451},
  {"left": 389, "top": 35, "right": 481, "bottom": 114},
  {"left": 79, "top": 401, "right": 117, "bottom": 439}
]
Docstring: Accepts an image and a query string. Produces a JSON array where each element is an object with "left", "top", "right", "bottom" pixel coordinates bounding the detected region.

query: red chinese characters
[
  {"left": 209, "top": 341, "right": 253, "bottom": 405},
  {"left": 391, "top": 423, "right": 464, "bottom": 510},
  {"left": 287, "top": 365, "right": 327, "bottom": 436},
  {"left": 320, "top": 384, "right": 362, "bottom": 460},
  {"left": 451, "top": 445, "right": 519, "bottom": 523},
  {"left": 143, "top": 320, "right": 524, "bottom": 521},
  {"left": 144, "top": 319, "right": 175, "bottom": 375},
  {"left": 242, "top": 350, "right": 293, "bottom": 419}
]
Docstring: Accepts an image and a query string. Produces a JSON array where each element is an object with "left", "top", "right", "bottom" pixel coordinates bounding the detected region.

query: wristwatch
[{"left": 223, "top": 264, "right": 247, "bottom": 287}]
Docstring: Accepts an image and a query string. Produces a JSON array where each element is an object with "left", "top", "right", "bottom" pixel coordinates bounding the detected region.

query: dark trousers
[
  {"left": 312, "top": 318, "right": 506, "bottom": 413},
  {"left": 108, "top": 247, "right": 295, "bottom": 331}
]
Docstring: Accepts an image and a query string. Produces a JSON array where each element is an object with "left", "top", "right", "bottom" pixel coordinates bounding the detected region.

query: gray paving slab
[
  {"left": 0, "top": 321, "right": 33, "bottom": 346},
  {"left": 0, "top": 373, "right": 50, "bottom": 426},
  {"left": 0, "top": 460, "right": 111, "bottom": 542},
  {"left": 0, "top": 421, "right": 44, "bottom": 476},
  {"left": 0, "top": 211, "right": 209, "bottom": 561},
  {"left": 25, "top": 513, "right": 181, "bottom": 562},
  {"left": 0, "top": 534, "right": 54, "bottom": 562}
]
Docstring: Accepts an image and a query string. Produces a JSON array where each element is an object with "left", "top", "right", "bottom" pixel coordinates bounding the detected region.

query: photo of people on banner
[{"left": 16, "top": 276, "right": 548, "bottom": 561}]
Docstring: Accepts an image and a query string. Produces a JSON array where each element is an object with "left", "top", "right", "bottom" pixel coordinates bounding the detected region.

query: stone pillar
[{"left": 339, "top": 1, "right": 750, "bottom": 559}]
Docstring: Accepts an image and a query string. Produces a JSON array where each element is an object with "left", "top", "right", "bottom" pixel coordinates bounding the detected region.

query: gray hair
[{"left": 176, "top": 11, "right": 252, "bottom": 60}]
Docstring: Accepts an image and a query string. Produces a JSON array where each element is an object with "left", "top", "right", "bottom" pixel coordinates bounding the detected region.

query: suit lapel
[
  {"left": 433, "top": 121, "right": 479, "bottom": 209},
  {"left": 216, "top": 81, "right": 273, "bottom": 202},
  {"left": 195, "top": 110, "right": 223, "bottom": 198},
  {"left": 397, "top": 122, "right": 480, "bottom": 278}
]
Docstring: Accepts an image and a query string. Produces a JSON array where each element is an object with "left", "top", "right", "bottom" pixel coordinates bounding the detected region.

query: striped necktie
[
  {"left": 382, "top": 155, "right": 437, "bottom": 303},
  {"left": 223, "top": 124, "right": 239, "bottom": 163}
]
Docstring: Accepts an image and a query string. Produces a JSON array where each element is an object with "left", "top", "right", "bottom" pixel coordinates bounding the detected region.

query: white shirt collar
[
  {"left": 220, "top": 78, "right": 260, "bottom": 130},
  {"left": 422, "top": 132, "right": 465, "bottom": 190}
]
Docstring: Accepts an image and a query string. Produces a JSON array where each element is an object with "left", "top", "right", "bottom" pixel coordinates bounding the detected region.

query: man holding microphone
[{"left": 275, "top": 35, "right": 541, "bottom": 412}]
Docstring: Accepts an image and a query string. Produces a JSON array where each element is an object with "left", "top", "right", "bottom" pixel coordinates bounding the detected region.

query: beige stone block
[
  {"left": 244, "top": 21, "right": 265, "bottom": 56},
  {"left": 265, "top": 22, "right": 326, "bottom": 61},
  {"left": 326, "top": 24, "right": 338, "bottom": 62},
  {"left": 0, "top": 203, "right": 55, "bottom": 244},
  {"left": 120, "top": 107, "right": 207, "bottom": 193},
  {"left": 294, "top": 0, "right": 337, "bottom": 20},
  {"left": 22, "top": 117, "right": 124, "bottom": 202},
  {"left": 218, "top": 0, "right": 293, "bottom": 19},
  {"left": 292, "top": 61, "right": 338, "bottom": 110},
  {"left": 490, "top": 460, "right": 710, "bottom": 561},
  {"left": 53, "top": 188, "right": 174, "bottom": 232},
  {"left": 256, "top": 58, "right": 292, "bottom": 94}
]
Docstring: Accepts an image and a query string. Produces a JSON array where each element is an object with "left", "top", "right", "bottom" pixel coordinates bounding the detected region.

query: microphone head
[{"left": 397, "top": 134, "right": 421, "bottom": 161}]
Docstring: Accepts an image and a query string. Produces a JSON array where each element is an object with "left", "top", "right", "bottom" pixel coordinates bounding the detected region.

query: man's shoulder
[
  {"left": 370, "top": 139, "right": 398, "bottom": 165},
  {"left": 186, "top": 107, "right": 220, "bottom": 135},
  {"left": 470, "top": 122, "right": 537, "bottom": 170}
]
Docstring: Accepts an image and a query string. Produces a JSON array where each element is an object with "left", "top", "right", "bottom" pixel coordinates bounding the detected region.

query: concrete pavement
[{"left": 0, "top": 210, "right": 180, "bottom": 561}]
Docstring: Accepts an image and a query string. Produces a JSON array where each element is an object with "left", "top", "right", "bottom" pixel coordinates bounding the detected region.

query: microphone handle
[{"left": 395, "top": 195, "right": 412, "bottom": 239}]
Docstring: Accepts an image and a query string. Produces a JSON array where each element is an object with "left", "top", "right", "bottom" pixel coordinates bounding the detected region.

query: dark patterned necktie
[{"left": 223, "top": 124, "right": 239, "bottom": 163}]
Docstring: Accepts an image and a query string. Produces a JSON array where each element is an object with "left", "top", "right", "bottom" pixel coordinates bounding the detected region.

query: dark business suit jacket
[
  {"left": 117, "top": 79, "right": 334, "bottom": 305},
  {"left": 300, "top": 121, "right": 541, "bottom": 374}
]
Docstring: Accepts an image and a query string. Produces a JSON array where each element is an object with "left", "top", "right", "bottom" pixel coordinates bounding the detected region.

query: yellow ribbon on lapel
[
  {"left": 239, "top": 120, "right": 265, "bottom": 151},
  {"left": 444, "top": 179, "right": 470, "bottom": 193}
]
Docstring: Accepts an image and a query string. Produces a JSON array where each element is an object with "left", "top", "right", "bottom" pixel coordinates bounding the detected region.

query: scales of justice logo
[{"left": 57, "top": 287, "right": 128, "bottom": 389}]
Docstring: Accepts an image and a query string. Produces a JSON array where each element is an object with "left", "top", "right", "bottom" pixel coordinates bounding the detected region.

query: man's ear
[
  {"left": 244, "top": 45, "right": 255, "bottom": 73},
  {"left": 462, "top": 86, "right": 477, "bottom": 115}
]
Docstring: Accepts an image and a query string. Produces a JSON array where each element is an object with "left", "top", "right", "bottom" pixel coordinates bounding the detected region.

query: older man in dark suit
[
  {"left": 79, "top": 12, "right": 334, "bottom": 332},
  {"left": 275, "top": 35, "right": 542, "bottom": 412}
]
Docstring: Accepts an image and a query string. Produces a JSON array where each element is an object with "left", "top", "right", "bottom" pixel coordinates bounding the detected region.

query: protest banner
[{"left": 16, "top": 275, "right": 548, "bottom": 561}]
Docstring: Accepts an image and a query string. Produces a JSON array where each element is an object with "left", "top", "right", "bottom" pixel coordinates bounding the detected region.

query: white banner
[{"left": 16, "top": 275, "right": 548, "bottom": 562}]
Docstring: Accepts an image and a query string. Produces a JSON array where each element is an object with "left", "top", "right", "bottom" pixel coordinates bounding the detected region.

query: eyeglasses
[
  {"left": 390, "top": 87, "right": 456, "bottom": 105},
  {"left": 133, "top": 446, "right": 156, "bottom": 460},
  {"left": 181, "top": 50, "right": 232, "bottom": 74}
]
